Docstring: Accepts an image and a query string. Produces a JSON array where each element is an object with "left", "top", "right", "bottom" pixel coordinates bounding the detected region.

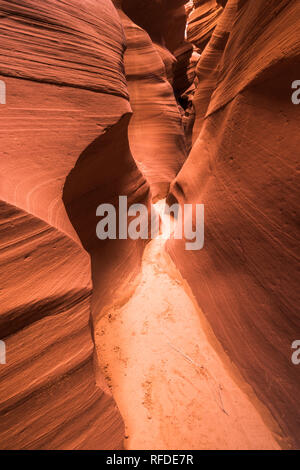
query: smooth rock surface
[
  {"left": 116, "top": 6, "right": 187, "bottom": 199},
  {"left": 0, "top": 0, "right": 150, "bottom": 449},
  {"left": 167, "top": 0, "right": 300, "bottom": 449}
]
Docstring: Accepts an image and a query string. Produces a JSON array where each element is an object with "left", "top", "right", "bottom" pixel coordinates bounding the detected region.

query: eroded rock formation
[
  {"left": 0, "top": 0, "right": 299, "bottom": 451},
  {"left": 187, "top": 0, "right": 223, "bottom": 52},
  {"left": 114, "top": 4, "right": 187, "bottom": 200},
  {"left": 167, "top": 0, "right": 300, "bottom": 448},
  {"left": 0, "top": 0, "right": 150, "bottom": 449},
  {"left": 121, "top": 0, "right": 195, "bottom": 100}
]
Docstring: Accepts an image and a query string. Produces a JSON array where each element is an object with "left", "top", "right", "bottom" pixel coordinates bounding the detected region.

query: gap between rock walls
[{"left": 0, "top": 0, "right": 299, "bottom": 451}]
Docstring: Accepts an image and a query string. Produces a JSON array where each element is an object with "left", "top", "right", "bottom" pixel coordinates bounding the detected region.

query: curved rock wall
[
  {"left": 114, "top": 6, "right": 187, "bottom": 200},
  {"left": 121, "top": 0, "right": 195, "bottom": 101},
  {"left": 0, "top": 0, "right": 150, "bottom": 449},
  {"left": 1, "top": 0, "right": 299, "bottom": 450},
  {"left": 191, "top": 0, "right": 236, "bottom": 142},
  {"left": 167, "top": 0, "right": 300, "bottom": 448},
  {"left": 187, "top": 0, "right": 223, "bottom": 52}
]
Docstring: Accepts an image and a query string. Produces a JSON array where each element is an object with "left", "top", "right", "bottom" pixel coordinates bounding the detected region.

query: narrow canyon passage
[
  {"left": 0, "top": 0, "right": 298, "bottom": 450},
  {"left": 96, "top": 201, "right": 279, "bottom": 450}
]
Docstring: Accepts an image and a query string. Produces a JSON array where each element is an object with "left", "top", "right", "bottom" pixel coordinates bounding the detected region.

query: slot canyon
[{"left": 0, "top": 0, "right": 299, "bottom": 451}]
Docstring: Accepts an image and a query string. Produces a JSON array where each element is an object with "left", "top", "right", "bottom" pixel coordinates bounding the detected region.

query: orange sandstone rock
[
  {"left": 167, "top": 0, "right": 300, "bottom": 449},
  {"left": 0, "top": 0, "right": 150, "bottom": 449},
  {"left": 187, "top": 1, "right": 223, "bottom": 52},
  {"left": 115, "top": 6, "right": 187, "bottom": 199}
]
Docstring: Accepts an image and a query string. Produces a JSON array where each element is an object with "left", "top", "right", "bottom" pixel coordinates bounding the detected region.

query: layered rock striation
[
  {"left": 0, "top": 0, "right": 150, "bottom": 449},
  {"left": 167, "top": 0, "right": 300, "bottom": 448},
  {"left": 0, "top": 0, "right": 299, "bottom": 451}
]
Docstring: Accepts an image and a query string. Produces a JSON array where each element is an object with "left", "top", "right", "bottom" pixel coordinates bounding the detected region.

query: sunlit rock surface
[
  {"left": 191, "top": 0, "right": 236, "bottom": 142},
  {"left": 114, "top": 4, "right": 187, "bottom": 199},
  {"left": 121, "top": 0, "right": 195, "bottom": 100},
  {"left": 167, "top": 0, "right": 300, "bottom": 449},
  {"left": 187, "top": 0, "right": 223, "bottom": 52},
  {"left": 0, "top": 0, "right": 150, "bottom": 449},
  {"left": 0, "top": 0, "right": 299, "bottom": 451}
]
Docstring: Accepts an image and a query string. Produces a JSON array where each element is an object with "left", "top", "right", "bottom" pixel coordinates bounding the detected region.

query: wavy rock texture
[
  {"left": 191, "top": 0, "right": 236, "bottom": 142},
  {"left": 187, "top": 0, "right": 223, "bottom": 52},
  {"left": 121, "top": 0, "right": 187, "bottom": 50},
  {"left": 0, "top": 0, "right": 150, "bottom": 449},
  {"left": 121, "top": 0, "right": 195, "bottom": 100},
  {"left": 1, "top": 0, "right": 299, "bottom": 451},
  {"left": 172, "top": 43, "right": 199, "bottom": 101},
  {"left": 115, "top": 6, "right": 187, "bottom": 199},
  {"left": 167, "top": 0, "right": 300, "bottom": 448}
]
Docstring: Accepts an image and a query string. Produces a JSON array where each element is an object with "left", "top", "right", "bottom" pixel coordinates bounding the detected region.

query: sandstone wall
[
  {"left": 167, "top": 0, "right": 300, "bottom": 448},
  {"left": 0, "top": 0, "right": 150, "bottom": 449}
]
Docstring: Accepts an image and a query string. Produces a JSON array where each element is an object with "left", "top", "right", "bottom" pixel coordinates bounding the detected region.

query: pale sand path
[{"left": 95, "top": 201, "right": 281, "bottom": 450}]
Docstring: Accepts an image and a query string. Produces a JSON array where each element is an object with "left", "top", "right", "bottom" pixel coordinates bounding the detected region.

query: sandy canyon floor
[{"left": 95, "top": 201, "right": 280, "bottom": 450}]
